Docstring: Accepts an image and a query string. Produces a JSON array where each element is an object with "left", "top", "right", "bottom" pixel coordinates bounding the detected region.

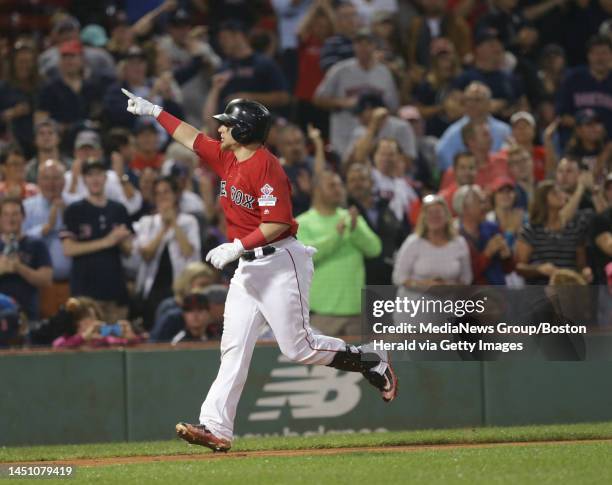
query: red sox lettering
[
  {"left": 220, "top": 180, "right": 256, "bottom": 209},
  {"left": 229, "top": 185, "right": 255, "bottom": 209}
]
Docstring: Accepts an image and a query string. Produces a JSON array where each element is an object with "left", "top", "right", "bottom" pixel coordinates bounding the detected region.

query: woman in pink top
[{"left": 52, "top": 297, "right": 142, "bottom": 348}]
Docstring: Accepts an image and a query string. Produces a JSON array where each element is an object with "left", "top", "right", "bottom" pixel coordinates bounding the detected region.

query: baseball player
[{"left": 122, "top": 89, "right": 398, "bottom": 452}]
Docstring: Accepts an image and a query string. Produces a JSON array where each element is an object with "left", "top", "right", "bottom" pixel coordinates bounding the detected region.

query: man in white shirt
[
  {"left": 371, "top": 138, "right": 418, "bottom": 222},
  {"left": 63, "top": 130, "right": 143, "bottom": 215},
  {"left": 351, "top": 0, "right": 398, "bottom": 26}
]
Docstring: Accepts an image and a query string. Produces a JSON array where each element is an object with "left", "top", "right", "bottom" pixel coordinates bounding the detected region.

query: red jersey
[
  {"left": 193, "top": 134, "right": 298, "bottom": 242},
  {"left": 0, "top": 182, "right": 39, "bottom": 200},
  {"left": 295, "top": 35, "right": 325, "bottom": 101},
  {"left": 130, "top": 152, "right": 164, "bottom": 172},
  {"left": 440, "top": 156, "right": 509, "bottom": 192},
  {"left": 491, "top": 146, "right": 547, "bottom": 182}
]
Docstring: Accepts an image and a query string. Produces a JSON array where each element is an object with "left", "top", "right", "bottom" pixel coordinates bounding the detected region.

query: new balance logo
[{"left": 248, "top": 355, "right": 363, "bottom": 421}]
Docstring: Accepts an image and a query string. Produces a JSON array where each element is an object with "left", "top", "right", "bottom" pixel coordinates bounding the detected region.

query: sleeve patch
[{"left": 258, "top": 183, "right": 277, "bottom": 207}]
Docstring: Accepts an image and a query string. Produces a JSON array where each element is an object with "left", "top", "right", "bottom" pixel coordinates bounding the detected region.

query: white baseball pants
[{"left": 199, "top": 237, "right": 347, "bottom": 440}]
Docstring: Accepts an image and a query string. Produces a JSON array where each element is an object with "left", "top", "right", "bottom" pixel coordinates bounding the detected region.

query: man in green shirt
[{"left": 297, "top": 170, "right": 382, "bottom": 335}]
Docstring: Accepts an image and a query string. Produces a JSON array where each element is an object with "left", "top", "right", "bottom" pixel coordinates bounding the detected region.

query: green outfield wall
[{"left": 2, "top": 345, "right": 612, "bottom": 446}]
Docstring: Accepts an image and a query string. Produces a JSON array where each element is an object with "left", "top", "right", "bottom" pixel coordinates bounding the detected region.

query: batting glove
[
  {"left": 206, "top": 239, "right": 245, "bottom": 270},
  {"left": 122, "top": 88, "right": 162, "bottom": 118}
]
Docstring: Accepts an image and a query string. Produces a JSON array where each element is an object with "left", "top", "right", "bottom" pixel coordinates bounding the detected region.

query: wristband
[
  {"left": 157, "top": 110, "right": 181, "bottom": 135},
  {"left": 240, "top": 227, "right": 267, "bottom": 250}
]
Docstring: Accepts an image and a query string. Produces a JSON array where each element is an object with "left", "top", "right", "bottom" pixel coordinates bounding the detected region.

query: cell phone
[
  {"left": 99, "top": 323, "right": 122, "bottom": 337},
  {"left": 2, "top": 235, "right": 19, "bottom": 256}
]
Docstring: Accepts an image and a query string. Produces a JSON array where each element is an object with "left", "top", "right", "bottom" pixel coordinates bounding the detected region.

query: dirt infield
[{"left": 8, "top": 438, "right": 612, "bottom": 468}]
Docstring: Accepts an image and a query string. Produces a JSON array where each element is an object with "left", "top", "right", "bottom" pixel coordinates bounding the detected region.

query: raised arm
[
  {"left": 297, "top": 0, "right": 335, "bottom": 41},
  {"left": 523, "top": 0, "right": 567, "bottom": 22},
  {"left": 559, "top": 171, "right": 590, "bottom": 227},
  {"left": 131, "top": 0, "right": 178, "bottom": 37},
  {"left": 307, "top": 123, "right": 327, "bottom": 175},
  {"left": 122, "top": 88, "right": 200, "bottom": 150}
]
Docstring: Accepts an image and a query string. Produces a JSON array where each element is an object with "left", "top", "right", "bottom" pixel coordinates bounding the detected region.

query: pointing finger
[{"left": 121, "top": 88, "right": 136, "bottom": 99}]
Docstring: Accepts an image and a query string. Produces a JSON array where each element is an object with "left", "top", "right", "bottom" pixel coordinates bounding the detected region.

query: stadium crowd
[{"left": 0, "top": 0, "right": 610, "bottom": 347}]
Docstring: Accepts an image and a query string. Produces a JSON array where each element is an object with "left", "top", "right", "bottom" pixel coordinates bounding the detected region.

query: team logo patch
[
  {"left": 258, "top": 184, "right": 277, "bottom": 207},
  {"left": 79, "top": 224, "right": 93, "bottom": 239}
]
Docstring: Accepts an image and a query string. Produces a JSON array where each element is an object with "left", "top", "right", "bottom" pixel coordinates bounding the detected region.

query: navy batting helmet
[{"left": 213, "top": 99, "right": 271, "bottom": 145}]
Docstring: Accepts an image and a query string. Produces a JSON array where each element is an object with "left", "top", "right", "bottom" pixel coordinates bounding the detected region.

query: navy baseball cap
[
  {"left": 168, "top": 8, "right": 190, "bottom": 26},
  {"left": 125, "top": 45, "right": 147, "bottom": 60},
  {"left": 219, "top": 19, "right": 247, "bottom": 33},
  {"left": 182, "top": 292, "right": 210, "bottom": 311},
  {"left": 475, "top": 28, "right": 502, "bottom": 46},
  {"left": 541, "top": 43, "right": 565, "bottom": 59},
  {"left": 575, "top": 109, "right": 601, "bottom": 125},
  {"left": 134, "top": 118, "right": 158, "bottom": 134},
  {"left": 168, "top": 162, "right": 190, "bottom": 178},
  {"left": 82, "top": 158, "right": 106, "bottom": 174},
  {"left": 354, "top": 27, "right": 375, "bottom": 42},
  {"left": 354, "top": 92, "right": 386, "bottom": 114}
]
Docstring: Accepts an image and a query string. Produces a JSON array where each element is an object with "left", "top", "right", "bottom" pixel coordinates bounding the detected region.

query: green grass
[
  {"left": 1, "top": 421, "right": 612, "bottom": 463},
  {"left": 4, "top": 442, "right": 612, "bottom": 485}
]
